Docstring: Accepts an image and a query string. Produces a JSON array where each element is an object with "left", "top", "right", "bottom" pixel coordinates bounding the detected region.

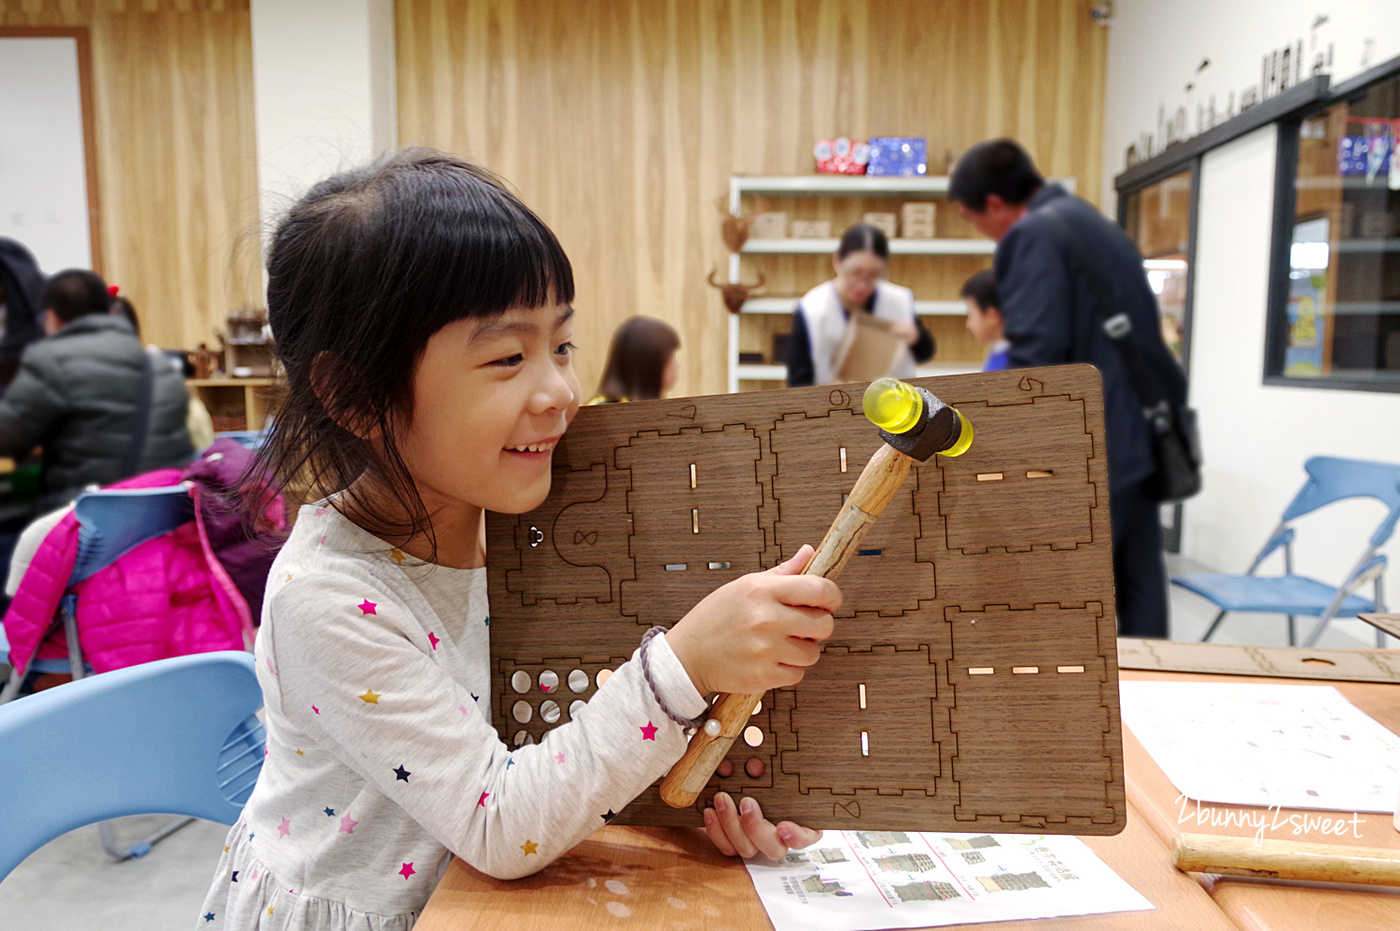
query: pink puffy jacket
[{"left": 2, "top": 470, "right": 257, "bottom": 677}]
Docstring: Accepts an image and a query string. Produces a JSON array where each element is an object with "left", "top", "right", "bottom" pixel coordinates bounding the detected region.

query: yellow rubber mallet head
[{"left": 862, "top": 377, "right": 973, "bottom": 461}]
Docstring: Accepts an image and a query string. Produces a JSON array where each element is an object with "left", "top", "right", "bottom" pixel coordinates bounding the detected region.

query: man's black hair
[
  {"left": 960, "top": 269, "right": 999, "bottom": 311},
  {"left": 948, "top": 139, "right": 1045, "bottom": 211},
  {"left": 42, "top": 269, "right": 111, "bottom": 324}
]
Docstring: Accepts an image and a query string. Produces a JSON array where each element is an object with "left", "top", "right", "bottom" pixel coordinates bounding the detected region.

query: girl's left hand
[{"left": 702, "top": 791, "right": 822, "bottom": 860}]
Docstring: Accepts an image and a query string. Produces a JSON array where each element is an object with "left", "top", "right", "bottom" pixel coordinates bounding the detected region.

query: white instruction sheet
[
  {"left": 1121, "top": 681, "right": 1400, "bottom": 813},
  {"left": 744, "top": 830, "right": 1153, "bottom": 931}
]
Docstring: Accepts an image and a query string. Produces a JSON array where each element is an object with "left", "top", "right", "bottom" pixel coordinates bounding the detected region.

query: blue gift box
[
  {"left": 1338, "top": 135, "right": 1392, "bottom": 176},
  {"left": 868, "top": 137, "right": 928, "bottom": 176}
]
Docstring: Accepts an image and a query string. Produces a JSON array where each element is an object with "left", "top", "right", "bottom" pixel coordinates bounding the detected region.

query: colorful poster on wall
[{"left": 1285, "top": 216, "right": 1329, "bottom": 377}]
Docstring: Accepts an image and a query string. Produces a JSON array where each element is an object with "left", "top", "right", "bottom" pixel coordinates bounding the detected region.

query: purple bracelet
[{"left": 639, "top": 626, "right": 709, "bottom": 730}]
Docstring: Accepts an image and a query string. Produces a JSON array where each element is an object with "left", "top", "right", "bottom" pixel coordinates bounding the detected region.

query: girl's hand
[
  {"left": 703, "top": 792, "right": 822, "bottom": 860},
  {"left": 889, "top": 319, "right": 920, "bottom": 345},
  {"left": 666, "top": 544, "right": 841, "bottom": 696}
]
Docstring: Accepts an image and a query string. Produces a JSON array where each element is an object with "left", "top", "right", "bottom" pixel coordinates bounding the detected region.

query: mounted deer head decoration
[
  {"left": 718, "top": 198, "right": 750, "bottom": 253},
  {"left": 708, "top": 268, "right": 766, "bottom": 314}
]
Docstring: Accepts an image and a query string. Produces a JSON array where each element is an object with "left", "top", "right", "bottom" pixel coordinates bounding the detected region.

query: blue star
[
  {"left": 231, "top": 870, "right": 239, "bottom": 882},
  {"left": 249, "top": 833, "right": 254, "bottom": 842},
  {"left": 506, "top": 757, "right": 515, "bottom": 768},
  {"left": 601, "top": 809, "right": 616, "bottom": 822},
  {"left": 394, "top": 764, "right": 412, "bottom": 782},
  {"left": 324, "top": 807, "right": 335, "bottom": 816},
  {"left": 471, "top": 693, "right": 479, "bottom": 702},
  {"left": 483, "top": 615, "right": 490, "bottom": 626},
  {"left": 203, "top": 913, "right": 215, "bottom": 922}
]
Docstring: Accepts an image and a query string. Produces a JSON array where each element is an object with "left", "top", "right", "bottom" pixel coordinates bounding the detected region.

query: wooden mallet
[{"left": 659, "top": 377, "right": 974, "bottom": 809}]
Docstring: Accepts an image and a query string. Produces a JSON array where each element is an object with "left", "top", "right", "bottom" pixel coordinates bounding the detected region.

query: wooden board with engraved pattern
[{"left": 485, "top": 365, "right": 1124, "bottom": 833}]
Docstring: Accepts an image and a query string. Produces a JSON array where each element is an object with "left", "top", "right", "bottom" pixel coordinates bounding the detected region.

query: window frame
[{"left": 1263, "top": 55, "right": 1400, "bottom": 393}]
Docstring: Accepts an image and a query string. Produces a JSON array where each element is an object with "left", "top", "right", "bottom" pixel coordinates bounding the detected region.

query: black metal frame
[
  {"left": 1263, "top": 54, "right": 1400, "bottom": 393},
  {"left": 1116, "top": 161, "right": 1201, "bottom": 554}
]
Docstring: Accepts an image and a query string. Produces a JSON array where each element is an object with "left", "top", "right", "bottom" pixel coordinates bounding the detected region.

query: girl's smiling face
[{"left": 398, "top": 302, "right": 581, "bottom": 519}]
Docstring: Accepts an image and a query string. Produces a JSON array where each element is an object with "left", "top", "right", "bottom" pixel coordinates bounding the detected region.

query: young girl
[
  {"left": 587, "top": 314, "right": 680, "bottom": 404},
  {"left": 197, "top": 149, "right": 839, "bottom": 929}
]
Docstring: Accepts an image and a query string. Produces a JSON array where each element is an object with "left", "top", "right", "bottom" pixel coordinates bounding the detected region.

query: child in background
[
  {"left": 961, "top": 269, "right": 1009, "bottom": 372},
  {"left": 587, "top": 315, "right": 680, "bottom": 404},
  {"left": 197, "top": 150, "right": 838, "bottom": 930}
]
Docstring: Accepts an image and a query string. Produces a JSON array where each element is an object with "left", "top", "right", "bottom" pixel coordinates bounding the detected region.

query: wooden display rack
[
  {"left": 188, "top": 377, "right": 286, "bottom": 432},
  {"left": 486, "top": 364, "right": 1124, "bottom": 834}
]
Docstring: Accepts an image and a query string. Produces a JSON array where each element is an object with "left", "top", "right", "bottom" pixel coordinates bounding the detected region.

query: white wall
[
  {"left": 0, "top": 37, "right": 92, "bottom": 274},
  {"left": 1103, "top": 0, "right": 1400, "bottom": 209},
  {"left": 1104, "top": 3, "right": 1400, "bottom": 641},
  {"left": 250, "top": 0, "right": 397, "bottom": 235}
]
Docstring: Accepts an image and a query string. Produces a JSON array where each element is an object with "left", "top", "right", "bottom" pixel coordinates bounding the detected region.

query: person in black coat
[
  {"left": 0, "top": 238, "right": 47, "bottom": 391},
  {"left": 949, "top": 139, "right": 1187, "bottom": 639},
  {"left": 0, "top": 269, "right": 193, "bottom": 509}
]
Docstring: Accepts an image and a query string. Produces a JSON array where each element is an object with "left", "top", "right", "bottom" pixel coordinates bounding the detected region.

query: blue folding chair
[
  {"left": 0, "top": 650, "right": 263, "bottom": 883},
  {"left": 0, "top": 485, "right": 195, "bottom": 703},
  {"left": 1174, "top": 456, "right": 1400, "bottom": 648}
]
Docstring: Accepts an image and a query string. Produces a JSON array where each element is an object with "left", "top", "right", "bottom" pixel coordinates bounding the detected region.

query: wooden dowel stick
[
  {"left": 1174, "top": 833, "right": 1400, "bottom": 887},
  {"left": 659, "top": 444, "right": 913, "bottom": 809}
]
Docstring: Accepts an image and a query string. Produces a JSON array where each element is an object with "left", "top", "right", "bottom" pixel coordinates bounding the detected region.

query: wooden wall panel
[
  {"left": 397, "top": 0, "right": 1108, "bottom": 398},
  {"left": 0, "top": 0, "right": 260, "bottom": 351}
]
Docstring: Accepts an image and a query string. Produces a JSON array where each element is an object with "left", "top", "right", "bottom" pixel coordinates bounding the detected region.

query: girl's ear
[{"left": 311, "top": 350, "right": 382, "bottom": 441}]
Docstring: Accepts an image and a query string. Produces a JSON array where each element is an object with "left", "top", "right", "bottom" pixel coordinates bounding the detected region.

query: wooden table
[
  {"left": 419, "top": 666, "right": 1400, "bottom": 930},
  {"left": 1122, "top": 669, "right": 1400, "bottom": 931}
]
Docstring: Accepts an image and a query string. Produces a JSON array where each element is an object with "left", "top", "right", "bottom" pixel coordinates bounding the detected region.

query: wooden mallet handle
[
  {"left": 658, "top": 444, "right": 914, "bottom": 808},
  {"left": 1174, "top": 833, "right": 1400, "bottom": 887}
]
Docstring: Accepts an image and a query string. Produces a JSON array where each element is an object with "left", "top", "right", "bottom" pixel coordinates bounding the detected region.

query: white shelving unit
[{"left": 725, "top": 173, "right": 1077, "bottom": 392}]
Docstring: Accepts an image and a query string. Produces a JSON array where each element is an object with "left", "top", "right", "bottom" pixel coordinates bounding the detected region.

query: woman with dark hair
[
  {"left": 588, "top": 315, "right": 680, "bottom": 404},
  {"left": 0, "top": 238, "right": 47, "bottom": 390},
  {"left": 784, "top": 222, "right": 935, "bottom": 386}
]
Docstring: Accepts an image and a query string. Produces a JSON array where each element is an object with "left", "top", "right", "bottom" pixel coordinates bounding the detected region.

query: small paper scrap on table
[
  {"left": 744, "top": 831, "right": 1152, "bottom": 931},
  {"left": 1120, "top": 682, "right": 1400, "bottom": 813}
]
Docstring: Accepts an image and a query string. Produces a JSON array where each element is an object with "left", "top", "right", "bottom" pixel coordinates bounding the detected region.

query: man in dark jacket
[
  {"left": 0, "top": 269, "right": 193, "bottom": 509},
  {"left": 949, "top": 139, "right": 1187, "bottom": 639}
]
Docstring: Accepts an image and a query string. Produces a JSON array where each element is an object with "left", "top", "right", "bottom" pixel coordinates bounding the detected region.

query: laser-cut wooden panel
[{"left": 486, "top": 365, "right": 1124, "bottom": 833}]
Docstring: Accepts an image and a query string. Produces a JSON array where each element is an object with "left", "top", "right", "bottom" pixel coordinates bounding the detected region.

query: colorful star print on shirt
[{"left": 198, "top": 502, "right": 707, "bottom": 929}]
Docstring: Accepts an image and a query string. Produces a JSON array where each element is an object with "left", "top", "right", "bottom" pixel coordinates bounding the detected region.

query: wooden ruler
[{"left": 1117, "top": 637, "right": 1400, "bottom": 684}]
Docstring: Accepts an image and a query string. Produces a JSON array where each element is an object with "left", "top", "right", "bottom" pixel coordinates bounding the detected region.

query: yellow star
[
  {"left": 390, "top": 549, "right": 405, "bottom": 564},
  {"left": 267, "top": 907, "right": 274, "bottom": 915},
  {"left": 359, "top": 689, "right": 380, "bottom": 704},
  {"left": 224, "top": 846, "right": 229, "bottom": 852},
  {"left": 521, "top": 839, "right": 538, "bottom": 855},
  {"left": 295, "top": 749, "right": 304, "bottom": 756},
  {"left": 285, "top": 573, "right": 293, "bottom": 583}
]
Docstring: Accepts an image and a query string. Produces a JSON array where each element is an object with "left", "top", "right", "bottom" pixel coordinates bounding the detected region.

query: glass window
[
  {"left": 1123, "top": 169, "right": 1193, "bottom": 367},
  {"left": 1270, "top": 71, "right": 1400, "bottom": 388}
]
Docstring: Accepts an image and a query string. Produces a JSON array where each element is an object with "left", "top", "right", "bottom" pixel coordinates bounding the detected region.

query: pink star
[
  {"left": 311, "top": 704, "right": 319, "bottom": 715},
  {"left": 315, "top": 507, "right": 327, "bottom": 517},
  {"left": 478, "top": 791, "right": 490, "bottom": 807},
  {"left": 338, "top": 814, "right": 358, "bottom": 834},
  {"left": 640, "top": 721, "right": 658, "bottom": 741},
  {"left": 555, "top": 751, "right": 566, "bottom": 764},
  {"left": 250, "top": 869, "right": 259, "bottom": 881},
  {"left": 264, "top": 657, "right": 277, "bottom": 677},
  {"left": 358, "top": 600, "right": 377, "bottom": 615},
  {"left": 399, "top": 862, "right": 416, "bottom": 879},
  {"left": 458, "top": 705, "right": 469, "bottom": 715},
  {"left": 428, "top": 632, "right": 440, "bottom": 650},
  {"left": 277, "top": 817, "right": 291, "bottom": 838}
]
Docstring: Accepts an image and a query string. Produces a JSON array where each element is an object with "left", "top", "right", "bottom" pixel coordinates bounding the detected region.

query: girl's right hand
[{"left": 665, "top": 545, "right": 841, "bottom": 697}]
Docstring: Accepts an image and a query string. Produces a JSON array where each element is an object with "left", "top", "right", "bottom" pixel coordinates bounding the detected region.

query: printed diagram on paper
[
  {"left": 1121, "top": 682, "right": 1400, "bottom": 813},
  {"left": 744, "top": 830, "right": 1152, "bottom": 931}
]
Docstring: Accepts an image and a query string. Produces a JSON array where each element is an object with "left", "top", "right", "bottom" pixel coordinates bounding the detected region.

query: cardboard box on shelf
[
  {"left": 901, "top": 220, "right": 936, "bottom": 239},
  {"left": 863, "top": 212, "right": 898, "bottom": 239},
  {"left": 901, "top": 201, "right": 936, "bottom": 227},
  {"left": 750, "top": 212, "right": 788, "bottom": 239},
  {"left": 790, "top": 219, "right": 832, "bottom": 239}
]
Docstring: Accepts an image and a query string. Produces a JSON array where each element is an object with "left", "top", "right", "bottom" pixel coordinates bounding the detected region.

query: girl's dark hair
[
  {"left": 960, "top": 269, "right": 999, "bottom": 311},
  {"left": 111, "top": 295, "right": 140, "bottom": 337},
  {"left": 251, "top": 148, "right": 574, "bottom": 548},
  {"left": 595, "top": 316, "right": 680, "bottom": 402},
  {"left": 836, "top": 222, "right": 889, "bottom": 261}
]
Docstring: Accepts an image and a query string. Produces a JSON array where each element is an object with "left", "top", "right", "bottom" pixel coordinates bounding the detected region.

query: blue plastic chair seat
[{"left": 1173, "top": 572, "right": 1375, "bottom": 617}]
